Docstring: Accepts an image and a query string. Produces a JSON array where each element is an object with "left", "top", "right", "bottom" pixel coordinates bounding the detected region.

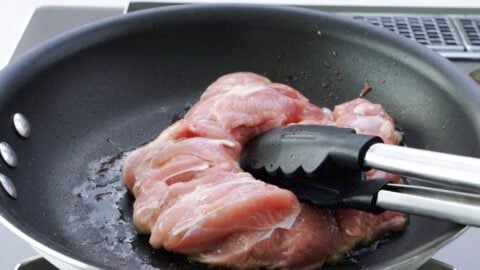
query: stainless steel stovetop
[
  {"left": 7, "top": 2, "right": 480, "bottom": 269},
  {"left": 13, "top": 256, "right": 457, "bottom": 270}
]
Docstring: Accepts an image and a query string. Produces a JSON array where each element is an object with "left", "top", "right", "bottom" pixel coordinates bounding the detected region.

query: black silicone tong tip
[
  {"left": 240, "top": 125, "right": 387, "bottom": 212},
  {"left": 240, "top": 125, "right": 382, "bottom": 177}
]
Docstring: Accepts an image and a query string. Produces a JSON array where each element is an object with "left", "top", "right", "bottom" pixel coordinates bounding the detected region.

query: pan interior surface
[{"left": 0, "top": 4, "right": 477, "bottom": 270}]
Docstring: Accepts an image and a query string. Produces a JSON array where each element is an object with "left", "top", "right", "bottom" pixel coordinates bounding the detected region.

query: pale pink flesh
[
  {"left": 195, "top": 205, "right": 340, "bottom": 269},
  {"left": 183, "top": 79, "right": 309, "bottom": 144},
  {"left": 333, "top": 98, "right": 402, "bottom": 145},
  {"left": 150, "top": 173, "right": 300, "bottom": 253},
  {"left": 122, "top": 72, "right": 406, "bottom": 269}
]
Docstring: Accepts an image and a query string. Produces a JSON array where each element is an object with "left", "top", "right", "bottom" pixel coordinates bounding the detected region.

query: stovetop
[
  {"left": 14, "top": 256, "right": 458, "bottom": 270},
  {"left": 3, "top": 2, "right": 480, "bottom": 270}
]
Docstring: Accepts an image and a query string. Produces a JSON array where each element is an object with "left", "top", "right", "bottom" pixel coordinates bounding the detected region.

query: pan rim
[
  {"left": 0, "top": 3, "right": 477, "bottom": 269},
  {"left": 0, "top": 214, "right": 102, "bottom": 269},
  {"left": 0, "top": 213, "right": 469, "bottom": 270}
]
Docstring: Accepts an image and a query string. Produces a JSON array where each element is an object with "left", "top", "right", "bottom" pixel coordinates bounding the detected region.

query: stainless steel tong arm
[
  {"left": 376, "top": 183, "right": 480, "bottom": 227},
  {"left": 364, "top": 143, "right": 480, "bottom": 191}
]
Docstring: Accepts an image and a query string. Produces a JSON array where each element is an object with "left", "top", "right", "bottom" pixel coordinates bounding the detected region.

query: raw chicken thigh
[{"left": 122, "top": 72, "right": 406, "bottom": 269}]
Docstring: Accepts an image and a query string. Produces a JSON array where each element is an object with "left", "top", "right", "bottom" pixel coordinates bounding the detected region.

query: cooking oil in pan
[
  {"left": 67, "top": 147, "right": 402, "bottom": 269},
  {"left": 69, "top": 152, "right": 135, "bottom": 251},
  {"left": 68, "top": 150, "right": 192, "bottom": 269},
  {"left": 67, "top": 151, "right": 156, "bottom": 267}
]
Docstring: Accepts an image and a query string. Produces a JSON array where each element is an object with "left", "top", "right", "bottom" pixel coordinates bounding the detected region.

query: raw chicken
[
  {"left": 194, "top": 205, "right": 339, "bottom": 269},
  {"left": 328, "top": 98, "right": 406, "bottom": 259},
  {"left": 123, "top": 72, "right": 407, "bottom": 269},
  {"left": 333, "top": 98, "right": 402, "bottom": 145},
  {"left": 150, "top": 172, "right": 301, "bottom": 253},
  {"left": 184, "top": 72, "right": 310, "bottom": 144}
]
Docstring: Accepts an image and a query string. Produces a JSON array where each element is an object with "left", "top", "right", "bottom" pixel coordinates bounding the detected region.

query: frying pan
[{"left": 0, "top": 4, "right": 479, "bottom": 270}]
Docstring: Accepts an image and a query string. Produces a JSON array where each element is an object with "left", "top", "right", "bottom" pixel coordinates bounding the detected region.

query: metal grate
[
  {"left": 453, "top": 17, "right": 480, "bottom": 52},
  {"left": 348, "top": 14, "right": 463, "bottom": 52},
  {"left": 340, "top": 13, "right": 480, "bottom": 58}
]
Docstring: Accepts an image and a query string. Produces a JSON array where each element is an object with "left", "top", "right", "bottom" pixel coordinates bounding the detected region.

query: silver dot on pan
[
  {"left": 0, "top": 142, "right": 17, "bottom": 168},
  {"left": 0, "top": 173, "right": 17, "bottom": 199},
  {"left": 13, "top": 113, "right": 31, "bottom": 138}
]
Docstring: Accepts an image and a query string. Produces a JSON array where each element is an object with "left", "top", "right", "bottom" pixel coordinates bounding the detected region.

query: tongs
[{"left": 240, "top": 125, "right": 480, "bottom": 227}]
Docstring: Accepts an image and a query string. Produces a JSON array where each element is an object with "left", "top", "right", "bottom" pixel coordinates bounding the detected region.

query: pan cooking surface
[
  {"left": 0, "top": 4, "right": 478, "bottom": 269},
  {"left": 67, "top": 149, "right": 388, "bottom": 269},
  {"left": 65, "top": 113, "right": 402, "bottom": 269},
  {"left": 68, "top": 150, "right": 194, "bottom": 269}
]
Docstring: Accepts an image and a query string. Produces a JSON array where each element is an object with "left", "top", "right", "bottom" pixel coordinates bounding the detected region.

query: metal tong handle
[
  {"left": 364, "top": 143, "right": 480, "bottom": 191},
  {"left": 376, "top": 183, "right": 480, "bottom": 227}
]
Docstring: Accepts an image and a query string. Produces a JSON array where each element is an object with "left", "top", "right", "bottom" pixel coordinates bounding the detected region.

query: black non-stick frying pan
[{"left": 0, "top": 4, "right": 479, "bottom": 270}]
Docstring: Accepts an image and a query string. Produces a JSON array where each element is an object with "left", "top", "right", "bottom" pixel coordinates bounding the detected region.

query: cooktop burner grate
[
  {"left": 349, "top": 15, "right": 463, "bottom": 51},
  {"left": 454, "top": 17, "right": 480, "bottom": 52},
  {"left": 341, "top": 13, "right": 480, "bottom": 58}
]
